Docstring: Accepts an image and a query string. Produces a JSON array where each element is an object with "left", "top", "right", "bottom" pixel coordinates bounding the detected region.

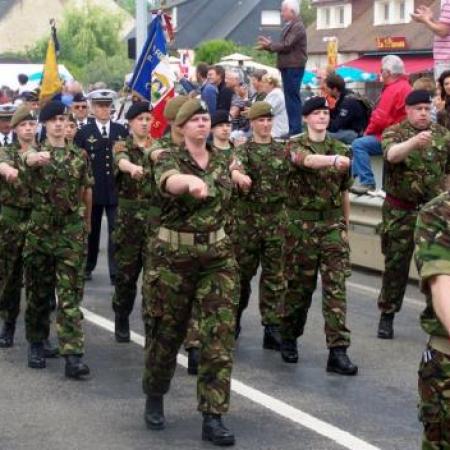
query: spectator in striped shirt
[{"left": 412, "top": 2, "right": 450, "bottom": 78}]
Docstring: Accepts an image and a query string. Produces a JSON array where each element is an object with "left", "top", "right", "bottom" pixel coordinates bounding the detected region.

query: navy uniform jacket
[{"left": 75, "top": 121, "right": 128, "bottom": 206}]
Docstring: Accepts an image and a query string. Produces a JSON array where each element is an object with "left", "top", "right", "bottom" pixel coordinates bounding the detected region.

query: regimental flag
[
  {"left": 39, "top": 20, "right": 63, "bottom": 104},
  {"left": 127, "top": 14, "right": 175, "bottom": 138}
]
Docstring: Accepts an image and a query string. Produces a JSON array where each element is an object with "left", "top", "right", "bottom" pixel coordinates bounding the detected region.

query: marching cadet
[
  {"left": 23, "top": 101, "right": 92, "bottom": 378},
  {"left": 65, "top": 113, "right": 78, "bottom": 145},
  {"left": 414, "top": 190, "right": 450, "bottom": 450},
  {"left": 377, "top": 90, "right": 450, "bottom": 340},
  {"left": 142, "top": 99, "right": 249, "bottom": 446},
  {"left": 0, "top": 104, "right": 17, "bottom": 147},
  {"left": 0, "top": 106, "right": 33, "bottom": 348},
  {"left": 281, "top": 97, "right": 358, "bottom": 375},
  {"left": 233, "top": 101, "right": 290, "bottom": 348},
  {"left": 75, "top": 89, "right": 128, "bottom": 284},
  {"left": 112, "top": 102, "right": 154, "bottom": 343}
]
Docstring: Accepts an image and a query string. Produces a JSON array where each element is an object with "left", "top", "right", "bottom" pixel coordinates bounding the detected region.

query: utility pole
[{"left": 136, "top": 0, "right": 148, "bottom": 59}]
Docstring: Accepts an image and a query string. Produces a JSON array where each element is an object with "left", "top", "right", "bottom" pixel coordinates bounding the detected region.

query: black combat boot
[
  {"left": 64, "top": 355, "right": 90, "bottom": 379},
  {"left": 202, "top": 413, "right": 235, "bottom": 446},
  {"left": 0, "top": 321, "right": 15, "bottom": 348},
  {"left": 187, "top": 347, "right": 199, "bottom": 375},
  {"left": 145, "top": 395, "right": 165, "bottom": 430},
  {"left": 263, "top": 325, "right": 281, "bottom": 351},
  {"left": 377, "top": 312, "right": 394, "bottom": 339},
  {"left": 280, "top": 339, "right": 298, "bottom": 363},
  {"left": 28, "top": 342, "right": 46, "bottom": 369},
  {"left": 115, "top": 314, "right": 130, "bottom": 343},
  {"left": 43, "top": 338, "right": 59, "bottom": 358},
  {"left": 326, "top": 347, "right": 358, "bottom": 376}
]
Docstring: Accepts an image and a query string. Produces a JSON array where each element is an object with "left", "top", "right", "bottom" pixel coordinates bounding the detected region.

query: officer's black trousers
[{"left": 86, "top": 204, "right": 117, "bottom": 279}]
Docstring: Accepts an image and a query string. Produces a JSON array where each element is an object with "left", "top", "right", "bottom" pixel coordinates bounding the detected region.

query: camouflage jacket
[
  {"left": 235, "top": 139, "right": 290, "bottom": 205},
  {"left": 382, "top": 121, "right": 450, "bottom": 204},
  {"left": 154, "top": 144, "right": 233, "bottom": 233},
  {"left": 113, "top": 136, "right": 154, "bottom": 202},
  {"left": 23, "top": 142, "right": 93, "bottom": 215},
  {"left": 0, "top": 143, "right": 32, "bottom": 209},
  {"left": 288, "top": 134, "right": 352, "bottom": 211},
  {"left": 414, "top": 190, "right": 450, "bottom": 337}
]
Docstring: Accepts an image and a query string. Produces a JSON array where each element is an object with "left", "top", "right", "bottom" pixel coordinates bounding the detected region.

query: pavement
[{"left": 0, "top": 225, "right": 426, "bottom": 450}]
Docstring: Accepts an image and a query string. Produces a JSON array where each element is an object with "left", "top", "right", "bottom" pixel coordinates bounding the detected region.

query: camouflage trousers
[
  {"left": 418, "top": 346, "right": 450, "bottom": 449},
  {"left": 234, "top": 205, "right": 287, "bottom": 326},
  {"left": 378, "top": 203, "right": 417, "bottom": 314},
  {"left": 142, "top": 236, "right": 238, "bottom": 414},
  {"left": 0, "top": 212, "right": 29, "bottom": 323},
  {"left": 281, "top": 211, "right": 351, "bottom": 348},
  {"left": 183, "top": 206, "right": 238, "bottom": 351},
  {"left": 112, "top": 203, "right": 149, "bottom": 318},
  {"left": 24, "top": 212, "right": 87, "bottom": 355}
]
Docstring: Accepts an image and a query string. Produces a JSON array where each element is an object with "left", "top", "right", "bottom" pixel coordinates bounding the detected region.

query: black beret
[
  {"left": 211, "top": 110, "right": 230, "bottom": 128},
  {"left": 72, "top": 93, "right": 87, "bottom": 103},
  {"left": 125, "top": 101, "right": 151, "bottom": 120},
  {"left": 405, "top": 89, "right": 432, "bottom": 106},
  {"left": 302, "top": 96, "right": 329, "bottom": 116},
  {"left": 39, "top": 101, "right": 68, "bottom": 122}
]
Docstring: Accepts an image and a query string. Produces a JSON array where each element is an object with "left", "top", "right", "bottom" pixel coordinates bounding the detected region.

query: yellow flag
[{"left": 39, "top": 38, "right": 62, "bottom": 103}]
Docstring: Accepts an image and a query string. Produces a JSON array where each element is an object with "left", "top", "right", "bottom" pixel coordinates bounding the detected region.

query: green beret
[
  {"left": 164, "top": 95, "right": 189, "bottom": 121},
  {"left": 248, "top": 101, "right": 273, "bottom": 120},
  {"left": 174, "top": 99, "right": 209, "bottom": 127},
  {"left": 10, "top": 105, "right": 36, "bottom": 128}
]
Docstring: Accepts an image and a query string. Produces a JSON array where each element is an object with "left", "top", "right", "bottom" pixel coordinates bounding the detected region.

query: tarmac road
[{"left": 0, "top": 226, "right": 426, "bottom": 450}]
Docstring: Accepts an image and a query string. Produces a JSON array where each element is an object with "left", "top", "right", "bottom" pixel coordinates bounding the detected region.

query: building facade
[{"left": 307, "top": 0, "right": 438, "bottom": 73}]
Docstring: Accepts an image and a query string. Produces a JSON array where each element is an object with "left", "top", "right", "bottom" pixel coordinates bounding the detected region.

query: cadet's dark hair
[
  {"left": 325, "top": 73, "right": 345, "bottom": 93},
  {"left": 196, "top": 63, "right": 209, "bottom": 79},
  {"left": 18, "top": 73, "right": 28, "bottom": 85},
  {"left": 208, "top": 65, "right": 225, "bottom": 81}
]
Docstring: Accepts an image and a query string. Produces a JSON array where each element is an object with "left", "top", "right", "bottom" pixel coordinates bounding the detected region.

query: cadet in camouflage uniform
[
  {"left": 142, "top": 99, "right": 249, "bottom": 446},
  {"left": 280, "top": 97, "right": 357, "bottom": 375},
  {"left": 23, "top": 101, "right": 93, "bottom": 379},
  {"left": 183, "top": 110, "right": 239, "bottom": 375},
  {"left": 414, "top": 190, "right": 450, "bottom": 449},
  {"left": 377, "top": 90, "right": 450, "bottom": 340},
  {"left": 112, "top": 102, "right": 155, "bottom": 343},
  {"left": 0, "top": 106, "right": 33, "bottom": 348},
  {"left": 233, "top": 101, "right": 289, "bottom": 348}
]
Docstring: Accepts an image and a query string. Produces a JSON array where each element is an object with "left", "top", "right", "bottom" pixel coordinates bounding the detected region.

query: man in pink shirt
[
  {"left": 351, "top": 55, "right": 412, "bottom": 195},
  {"left": 412, "top": 2, "right": 450, "bottom": 78}
]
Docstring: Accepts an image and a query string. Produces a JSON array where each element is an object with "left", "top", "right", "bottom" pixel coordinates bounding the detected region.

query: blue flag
[{"left": 128, "top": 15, "right": 167, "bottom": 101}]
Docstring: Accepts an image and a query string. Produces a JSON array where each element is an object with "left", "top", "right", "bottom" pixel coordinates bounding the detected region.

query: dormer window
[
  {"left": 317, "top": 3, "right": 352, "bottom": 29},
  {"left": 374, "top": 0, "right": 413, "bottom": 25}
]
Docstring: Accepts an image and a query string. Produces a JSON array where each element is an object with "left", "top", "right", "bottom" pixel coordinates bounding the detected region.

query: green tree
[
  {"left": 194, "top": 39, "right": 238, "bottom": 65},
  {"left": 24, "top": 4, "right": 131, "bottom": 89},
  {"left": 300, "top": 0, "right": 316, "bottom": 27}
]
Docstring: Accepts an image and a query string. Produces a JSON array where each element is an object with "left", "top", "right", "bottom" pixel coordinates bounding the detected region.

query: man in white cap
[{"left": 75, "top": 89, "right": 128, "bottom": 284}]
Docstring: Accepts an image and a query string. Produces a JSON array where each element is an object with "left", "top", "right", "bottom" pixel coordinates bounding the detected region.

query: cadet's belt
[
  {"left": 289, "top": 208, "right": 343, "bottom": 221},
  {"left": 158, "top": 226, "right": 226, "bottom": 247},
  {"left": 31, "top": 209, "right": 81, "bottom": 227},
  {"left": 118, "top": 198, "right": 148, "bottom": 209},
  {"left": 385, "top": 194, "right": 420, "bottom": 211},
  {"left": 429, "top": 336, "right": 450, "bottom": 356},
  {"left": 1, "top": 205, "right": 31, "bottom": 222}
]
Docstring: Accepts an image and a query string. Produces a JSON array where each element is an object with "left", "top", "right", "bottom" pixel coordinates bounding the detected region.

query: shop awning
[{"left": 339, "top": 55, "right": 433, "bottom": 76}]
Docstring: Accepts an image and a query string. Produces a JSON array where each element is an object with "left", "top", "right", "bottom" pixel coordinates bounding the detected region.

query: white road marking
[
  {"left": 346, "top": 281, "right": 424, "bottom": 309},
  {"left": 81, "top": 307, "right": 381, "bottom": 450}
]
